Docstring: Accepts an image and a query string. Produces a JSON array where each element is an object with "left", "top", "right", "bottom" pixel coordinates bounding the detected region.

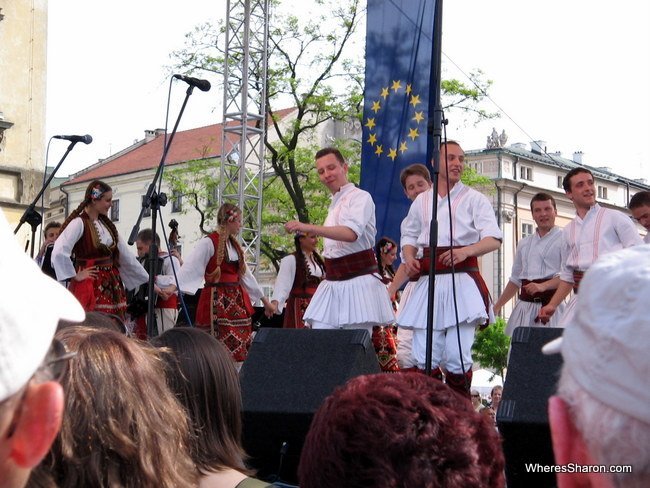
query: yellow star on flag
[
  {"left": 409, "top": 94, "right": 421, "bottom": 108},
  {"left": 375, "top": 144, "right": 384, "bottom": 156},
  {"left": 408, "top": 128, "right": 419, "bottom": 141},
  {"left": 371, "top": 101, "right": 381, "bottom": 113},
  {"left": 367, "top": 133, "right": 377, "bottom": 145},
  {"left": 380, "top": 87, "right": 390, "bottom": 99},
  {"left": 413, "top": 111, "right": 424, "bottom": 123},
  {"left": 405, "top": 84, "right": 412, "bottom": 95},
  {"left": 391, "top": 80, "right": 402, "bottom": 92},
  {"left": 365, "top": 117, "right": 376, "bottom": 130},
  {"left": 399, "top": 141, "right": 408, "bottom": 153},
  {"left": 388, "top": 148, "right": 398, "bottom": 161}
]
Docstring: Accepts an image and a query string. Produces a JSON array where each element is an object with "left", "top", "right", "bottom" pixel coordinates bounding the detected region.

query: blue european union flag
[{"left": 360, "top": 0, "right": 435, "bottom": 245}]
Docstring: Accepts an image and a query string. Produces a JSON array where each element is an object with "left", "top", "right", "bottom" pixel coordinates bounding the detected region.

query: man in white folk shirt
[
  {"left": 538, "top": 167, "right": 642, "bottom": 326},
  {"left": 493, "top": 192, "right": 565, "bottom": 334},
  {"left": 397, "top": 140, "right": 502, "bottom": 398},
  {"left": 284, "top": 147, "right": 394, "bottom": 334},
  {"left": 628, "top": 190, "right": 650, "bottom": 244}
]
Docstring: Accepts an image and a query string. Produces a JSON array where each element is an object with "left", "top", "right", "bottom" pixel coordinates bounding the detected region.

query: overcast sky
[{"left": 47, "top": 0, "right": 650, "bottom": 181}]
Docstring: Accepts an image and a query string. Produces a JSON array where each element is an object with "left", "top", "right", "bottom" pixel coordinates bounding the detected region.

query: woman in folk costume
[
  {"left": 271, "top": 232, "right": 325, "bottom": 328},
  {"left": 372, "top": 236, "right": 400, "bottom": 372},
  {"left": 178, "top": 203, "right": 274, "bottom": 364},
  {"left": 52, "top": 180, "right": 148, "bottom": 319}
]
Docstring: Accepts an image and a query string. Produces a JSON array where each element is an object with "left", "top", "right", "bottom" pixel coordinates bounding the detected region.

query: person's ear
[
  {"left": 9, "top": 382, "right": 64, "bottom": 468},
  {"left": 548, "top": 395, "right": 594, "bottom": 488}
]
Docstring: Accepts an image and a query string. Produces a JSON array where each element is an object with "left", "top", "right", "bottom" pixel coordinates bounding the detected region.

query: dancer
[
  {"left": 284, "top": 147, "right": 394, "bottom": 333},
  {"left": 271, "top": 232, "right": 325, "bottom": 328},
  {"left": 372, "top": 236, "right": 399, "bottom": 372},
  {"left": 178, "top": 203, "right": 274, "bottom": 364},
  {"left": 52, "top": 180, "right": 148, "bottom": 319},
  {"left": 493, "top": 192, "right": 564, "bottom": 334},
  {"left": 397, "top": 141, "right": 502, "bottom": 397}
]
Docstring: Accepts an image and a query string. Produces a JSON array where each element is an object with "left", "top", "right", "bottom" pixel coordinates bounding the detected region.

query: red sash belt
[
  {"left": 76, "top": 256, "right": 114, "bottom": 268},
  {"left": 573, "top": 270, "right": 585, "bottom": 294},
  {"left": 519, "top": 278, "right": 556, "bottom": 305},
  {"left": 289, "top": 285, "right": 320, "bottom": 299},
  {"left": 324, "top": 249, "right": 378, "bottom": 281},
  {"left": 157, "top": 295, "right": 178, "bottom": 309},
  {"left": 417, "top": 246, "right": 491, "bottom": 330}
]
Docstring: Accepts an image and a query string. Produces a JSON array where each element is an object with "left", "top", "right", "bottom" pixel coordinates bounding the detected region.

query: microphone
[
  {"left": 53, "top": 134, "right": 93, "bottom": 144},
  {"left": 173, "top": 74, "right": 211, "bottom": 92}
]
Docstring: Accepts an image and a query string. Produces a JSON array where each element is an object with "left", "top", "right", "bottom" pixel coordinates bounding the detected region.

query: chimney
[
  {"left": 144, "top": 128, "right": 166, "bottom": 142},
  {"left": 572, "top": 151, "right": 584, "bottom": 164},
  {"left": 531, "top": 140, "right": 547, "bottom": 154}
]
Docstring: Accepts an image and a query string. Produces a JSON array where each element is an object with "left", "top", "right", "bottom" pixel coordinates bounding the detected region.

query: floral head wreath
[
  {"left": 225, "top": 208, "right": 240, "bottom": 223},
  {"left": 90, "top": 185, "right": 105, "bottom": 201},
  {"left": 381, "top": 242, "right": 394, "bottom": 254}
]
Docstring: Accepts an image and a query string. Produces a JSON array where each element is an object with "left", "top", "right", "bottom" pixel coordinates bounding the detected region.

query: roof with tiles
[{"left": 64, "top": 107, "right": 297, "bottom": 186}]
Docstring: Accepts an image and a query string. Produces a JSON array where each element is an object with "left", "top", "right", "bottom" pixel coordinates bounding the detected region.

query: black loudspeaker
[
  {"left": 240, "top": 328, "right": 381, "bottom": 485},
  {"left": 497, "top": 326, "right": 564, "bottom": 488}
]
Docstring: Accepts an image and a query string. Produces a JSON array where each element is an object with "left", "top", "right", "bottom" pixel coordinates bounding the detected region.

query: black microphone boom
[
  {"left": 53, "top": 134, "right": 93, "bottom": 144},
  {"left": 173, "top": 74, "right": 211, "bottom": 92}
]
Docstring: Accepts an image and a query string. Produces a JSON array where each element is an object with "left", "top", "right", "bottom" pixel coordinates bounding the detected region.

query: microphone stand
[
  {"left": 424, "top": 0, "right": 445, "bottom": 376},
  {"left": 127, "top": 84, "right": 196, "bottom": 338},
  {"left": 14, "top": 141, "right": 79, "bottom": 257}
]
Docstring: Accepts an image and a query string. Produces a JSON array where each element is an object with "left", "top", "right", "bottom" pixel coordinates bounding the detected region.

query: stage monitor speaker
[
  {"left": 497, "top": 326, "right": 564, "bottom": 487},
  {"left": 240, "top": 328, "right": 380, "bottom": 485}
]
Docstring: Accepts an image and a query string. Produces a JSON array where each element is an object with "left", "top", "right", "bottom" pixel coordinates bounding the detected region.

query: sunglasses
[{"left": 36, "top": 338, "right": 77, "bottom": 382}]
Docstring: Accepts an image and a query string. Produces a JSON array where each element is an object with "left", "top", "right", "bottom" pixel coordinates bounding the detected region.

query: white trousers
[{"left": 412, "top": 322, "right": 476, "bottom": 374}]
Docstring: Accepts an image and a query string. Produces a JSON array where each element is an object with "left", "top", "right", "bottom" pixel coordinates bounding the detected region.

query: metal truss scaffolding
[{"left": 219, "top": 0, "right": 269, "bottom": 271}]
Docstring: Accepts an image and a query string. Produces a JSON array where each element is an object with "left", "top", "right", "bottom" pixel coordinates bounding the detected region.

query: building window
[
  {"left": 519, "top": 165, "right": 533, "bottom": 181},
  {"left": 468, "top": 161, "right": 483, "bottom": 173},
  {"left": 171, "top": 191, "right": 183, "bottom": 213},
  {"left": 111, "top": 199, "right": 120, "bottom": 222},
  {"left": 597, "top": 185, "right": 608, "bottom": 200},
  {"left": 521, "top": 222, "right": 534, "bottom": 238},
  {"left": 141, "top": 195, "right": 151, "bottom": 217},
  {"left": 557, "top": 175, "right": 564, "bottom": 189}
]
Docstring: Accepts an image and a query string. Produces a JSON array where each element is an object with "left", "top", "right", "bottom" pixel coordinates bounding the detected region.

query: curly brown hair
[
  {"left": 38, "top": 327, "right": 198, "bottom": 488},
  {"left": 299, "top": 373, "right": 505, "bottom": 488}
]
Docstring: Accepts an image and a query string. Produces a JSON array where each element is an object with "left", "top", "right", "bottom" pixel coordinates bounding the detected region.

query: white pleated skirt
[
  {"left": 397, "top": 273, "right": 491, "bottom": 331},
  {"left": 304, "top": 274, "right": 396, "bottom": 329},
  {"left": 505, "top": 299, "right": 566, "bottom": 336},
  {"left": 558, "top": 295, "right": 577, "bottom": 328}
]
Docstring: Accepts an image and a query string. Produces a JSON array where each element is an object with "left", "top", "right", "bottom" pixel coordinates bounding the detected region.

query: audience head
[
  {"left": 37, "top": 327, "right": 197, "bottom": 488},
  {"left": 470, "top": 389, "right": 482, "bottom": 410},
  {"left": 299, "top": 372, "right": 505, "bottom": 488},
  {"left": 480, "top": 406, "right": 497, "bottom": 425},
  {"left": 0, "top": 210, "right": 84, "bottom": 488},
  {"left": 58, "top": 310, "right": 127, "bottom": 336},
  {"left": 152, "top": 327, "right": 252, "bottom": 477},
  {"left": 545, "top": 245, "right": 650, "bottom": 487},
  {"left": 490, "top": 385, "right": 503, "bottom": 411}
]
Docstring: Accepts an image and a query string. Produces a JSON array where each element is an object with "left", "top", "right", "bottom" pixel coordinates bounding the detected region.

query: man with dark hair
[
  {"left": 539, "top": 168, "right": 641, "bottom": 325},
  {"left": 298, "top": 372, "right": 505, "bottom": 488},
  {"left": 494, "top": 192, "right": 564, "bottom": 332},
  {"left": 629, "top": 190, "right": 650, "bottom": 243},
  {"left": 284, "top": 147, "right": 394, "bottom": 333},
  {"left": 397, "top": 141, "right": 502, "bottom": 396},
  {"left": 0, "top": 210, "right": 84, "bottom": 488}
]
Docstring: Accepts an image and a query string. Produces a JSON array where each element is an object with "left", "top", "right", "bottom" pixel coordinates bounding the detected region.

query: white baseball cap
[
  {"left": 0, "top": 209, "right": 85, "bottom": 402},
  {"left": 543, "top": 244, "right": 650, "bottom": 425}
]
